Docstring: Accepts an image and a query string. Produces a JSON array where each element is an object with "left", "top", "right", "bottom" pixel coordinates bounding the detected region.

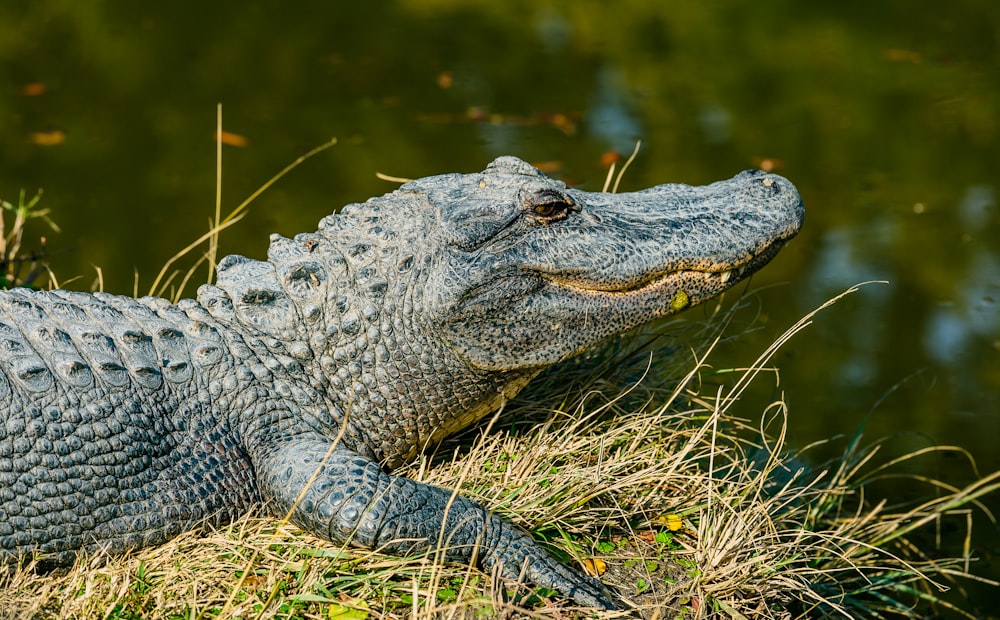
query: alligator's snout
[{"left": 734, "top": 169, "right": 805, "bottom": 239}]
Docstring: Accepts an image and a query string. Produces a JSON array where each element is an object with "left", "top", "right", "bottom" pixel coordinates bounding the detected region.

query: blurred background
[{"left": 1, "top": 1, "right": 997, "bottom": 613}]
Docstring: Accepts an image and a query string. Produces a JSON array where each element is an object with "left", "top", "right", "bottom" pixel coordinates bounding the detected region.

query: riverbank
[{"left": 2, "top": 288, "right": 995, "bottom": 618}]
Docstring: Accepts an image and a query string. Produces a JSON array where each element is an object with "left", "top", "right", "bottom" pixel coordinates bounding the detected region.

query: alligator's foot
[{"left": 481, "top": 516, "right": 618, "bottom": 610}]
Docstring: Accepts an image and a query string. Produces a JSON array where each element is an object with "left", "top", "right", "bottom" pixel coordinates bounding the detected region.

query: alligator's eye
[
  {"left": 533, "top": 202, "right": 565, "bottom": 217},
  {"left": 528, "top": 191, "right": 575, "bottom": 221}
]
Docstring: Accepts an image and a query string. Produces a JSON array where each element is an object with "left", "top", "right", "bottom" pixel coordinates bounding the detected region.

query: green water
[{"left": 2, "top": 1, "right": 998, "bottom": 613}]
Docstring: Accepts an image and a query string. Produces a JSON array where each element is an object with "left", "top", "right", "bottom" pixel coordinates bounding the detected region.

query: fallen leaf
[
  {"left": 637, "top": 530, "right": 657, "bottom": 544},
  {"left": 20, "top": 82, "right": 47, "bottom": 96},
  {"left": 661, "top": 514, "right": 684, "bottom": 531},
  {"left": 549, "top": 112, "right": 576, "bottom": 135},
  {"left": 30, "top": 129, "right": 65, "bottom": 146},
  {"left": 582, "top": 557, "right": 607, "bottom": 576},
  {"left": 531, "top": 160, "right": 563, "bottom": 174},
  {"left": 216, "top": 130, "right": 249, "bottom": 147},
  {"left": 751, "top": 156, "right": 784, "bottom": 172},
  {"left": 884, "top": 48, "right": 923, "bottom": 64},
  {"left": 600, "top": 150, "right": 622, "bottom": 168}
]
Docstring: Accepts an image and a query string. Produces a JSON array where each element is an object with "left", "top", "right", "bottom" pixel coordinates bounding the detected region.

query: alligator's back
[
  {"left": 0, "top": 288, "right": 257, "bottom": 566},
  {"left": 0, "top": 157, "right": 802, "bottom": 607}
]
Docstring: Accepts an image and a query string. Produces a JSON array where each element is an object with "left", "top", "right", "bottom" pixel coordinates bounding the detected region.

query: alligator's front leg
[{"left": 257, "top": 439, "right": 616, "bottom": 609}]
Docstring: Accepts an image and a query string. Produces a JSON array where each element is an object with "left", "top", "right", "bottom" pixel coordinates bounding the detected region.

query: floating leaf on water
[
  {"left": 751, "top": 156, "right": 784, "bottom": 172},
  {"left": 600, "top": 150, "right": 622, "bottom": 168},
  {"left": 20, "top": 82, "right": 47, "bottom": 96},
  {"left": 883, "top": 48, "right": 923, "bottom": 63},
  {"left": 216, "top": 130, "right": 249, "bottom": 147},
  {"left": 30, "top": 129, "right": 65, "bottom": 146}
]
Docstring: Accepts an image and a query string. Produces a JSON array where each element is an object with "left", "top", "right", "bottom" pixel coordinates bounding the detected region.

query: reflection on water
[
  {"left": 1, "top": 0, "right": 998, "bottom": 612},
  {"left": 588, "top": 67, "right": 643, "bottom": 152},
  {"left": 928, "top": 238, "right": 999, "bottom": 366}
]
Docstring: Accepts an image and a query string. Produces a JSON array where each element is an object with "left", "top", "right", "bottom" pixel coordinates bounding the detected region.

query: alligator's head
[
  {"left": 200, "top": 156, "right": 802, "bottom": 461},
  {"left": 400, "top": 156, "right": 804, "bottom": 371}
]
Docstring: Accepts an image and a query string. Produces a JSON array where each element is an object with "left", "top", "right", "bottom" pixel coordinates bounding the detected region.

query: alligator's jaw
[{"left": 541, "top": 238, "right": 789, "bottom": 303}]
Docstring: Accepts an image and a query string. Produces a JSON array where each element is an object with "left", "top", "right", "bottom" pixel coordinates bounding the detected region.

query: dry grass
[
  {"left": 0, "top": 188, "right": 61, "bottom": 289},
  {"left": 1, "top": 150, "right": 997, "bottom": 618},
  {"left": 145, "top": 109, "right": 337, "bottom": 301},
  {"left": 1, "top": 284, "right": 996, "bottom": 619}
]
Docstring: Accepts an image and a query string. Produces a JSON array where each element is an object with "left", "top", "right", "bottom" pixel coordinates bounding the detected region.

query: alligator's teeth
[{"left": 719, "top": 270, "right": 732, "bottom": 284}]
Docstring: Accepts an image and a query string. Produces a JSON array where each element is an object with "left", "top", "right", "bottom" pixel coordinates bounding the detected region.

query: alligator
[{"left": 0, "top": 156, "right": 803, "bottom": 608}]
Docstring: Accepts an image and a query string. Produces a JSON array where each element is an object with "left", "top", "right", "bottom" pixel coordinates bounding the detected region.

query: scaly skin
[{"left": 0, "top": 157, "right": 804, "bottom": 608}]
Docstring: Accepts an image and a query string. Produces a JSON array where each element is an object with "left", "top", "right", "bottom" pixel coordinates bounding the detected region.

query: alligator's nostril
[{"left": 758, "top": 175, "right": 785, "bottom": 196}]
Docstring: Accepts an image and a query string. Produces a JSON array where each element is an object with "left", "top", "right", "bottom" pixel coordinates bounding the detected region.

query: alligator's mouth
[{"left": 538, "top": 241, "right": 787, "bottom": 301}]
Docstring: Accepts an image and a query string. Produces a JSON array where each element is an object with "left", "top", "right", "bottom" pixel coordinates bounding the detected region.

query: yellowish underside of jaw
[{"left": 543, "top": 264, "right": 749, "bottom": 297}]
